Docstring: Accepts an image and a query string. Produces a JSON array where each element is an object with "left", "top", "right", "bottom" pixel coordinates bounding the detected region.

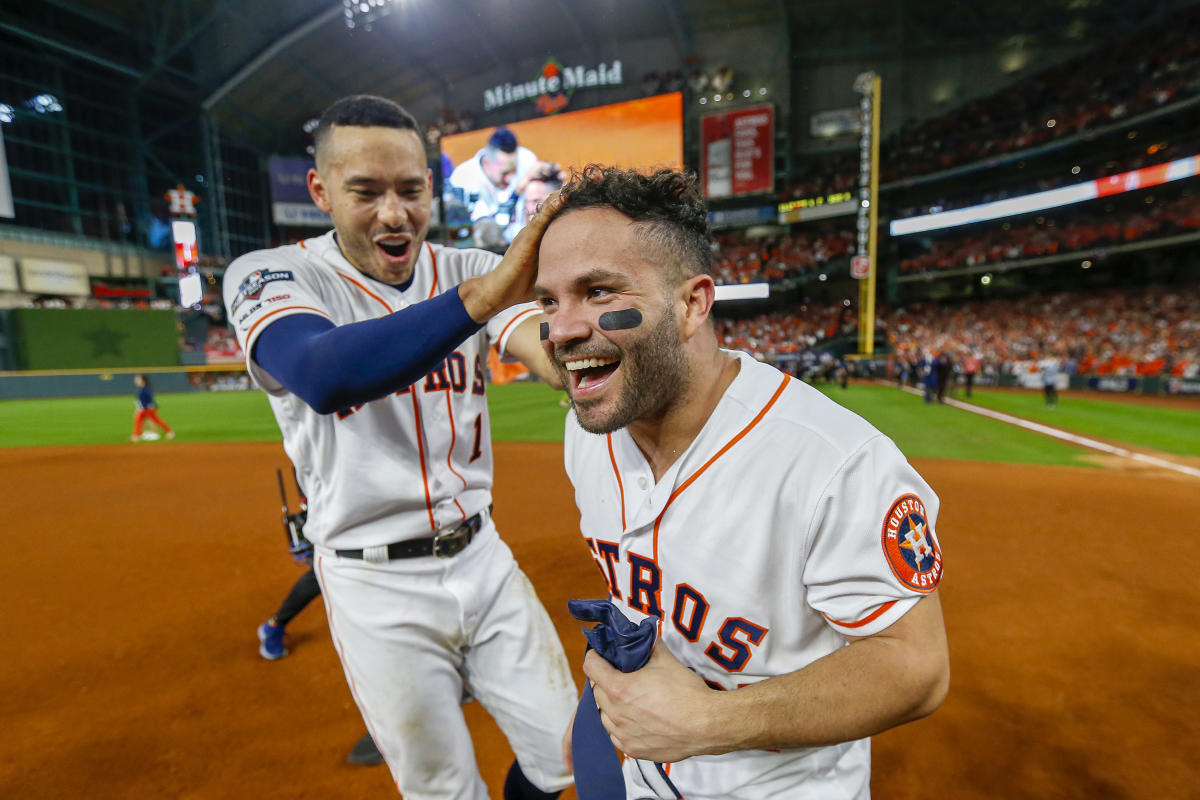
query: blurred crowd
[
  {"left": 714, "top": 285, "right": 1199, "bottom": 379},
  {"left": 885, "top": 286, "right": 1200, "bottom": 377},
  {"left": 711, "top": 230, "right": 856, "bottom": 285},
  {"left": 899, "top": 192, "right": 1200, "bottom": 274},
  {"left": 779, "top": 11, "right": 1200, "bottom": 202},
  {"left": 715, "top": 306, "right": 858, "bottom": 357}
]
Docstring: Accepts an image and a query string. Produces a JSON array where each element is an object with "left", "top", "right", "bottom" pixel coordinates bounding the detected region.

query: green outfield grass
[
  {"left": 812, "top": 383, "right": 1095, "bottom": 466},
  {"left": 2, "top": 380, "right": 1195, "bottom": 469},
  {"left": 950, "top": 387, "right": 1200, "bottom": 457},
  {"left": 0, "top": 391, "right": 281, "bottom": 447},
  {"left": 0, "top": 382, "right": 571, "bottom": 449}
]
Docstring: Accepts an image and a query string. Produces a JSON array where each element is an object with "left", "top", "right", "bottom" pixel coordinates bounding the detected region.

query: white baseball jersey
[
  {"left": 564, "top": 350, "right": 944, "bottom": 799},
  {"left": 222, "top": 233, "right": 577, "bottom": 798},
  {"left": 448, "top": 145, "right": 539, "bottom": 222},
  {"left": 222, "top": 232, "right": 539, "bottom": 551}
]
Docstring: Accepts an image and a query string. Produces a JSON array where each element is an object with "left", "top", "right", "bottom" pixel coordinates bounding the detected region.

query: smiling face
[
  {"left": 523, "top": 179, "right": 554, "bottom": 221},
  {"left": 535, "top": 207, "right": 692, "bottom": 434},
  {"left": 482, "top": 149, "right": 517, "bottom": 190},
  {"left": 307, "top": 125, "right": 432, "bottom": 285}
]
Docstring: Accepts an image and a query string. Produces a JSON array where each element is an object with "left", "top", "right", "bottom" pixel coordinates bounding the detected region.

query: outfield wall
[
  {"left": 2, "top": 308, "right": 180, "bottom": 370},
  {"left": 0, "top": 365, "right": 249, "bottom": 399}
]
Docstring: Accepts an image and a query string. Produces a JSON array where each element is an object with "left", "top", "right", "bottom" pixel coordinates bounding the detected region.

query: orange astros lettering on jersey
[{"left": 881, "top": 493, "right": 943, "bottom": 593}]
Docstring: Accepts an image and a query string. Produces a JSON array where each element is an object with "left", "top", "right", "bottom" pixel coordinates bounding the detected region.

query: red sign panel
[
  {"left": 851, "top": 255, "right": 870, "bottom": 279},
  {"left": 701, "top": 104, "right": 774, "bottom": 198}
]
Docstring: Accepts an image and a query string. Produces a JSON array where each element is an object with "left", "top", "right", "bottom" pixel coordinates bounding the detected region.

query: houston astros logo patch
[{"left": 882, "top": 494, "right": 942, "bottom": 593}]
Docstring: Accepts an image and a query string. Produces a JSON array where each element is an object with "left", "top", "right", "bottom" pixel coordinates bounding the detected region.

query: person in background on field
[
  {"left": 1040, "top": 353, "right": 1061, "bottom": 407},
  {"left": 920, "top": 349, "right": 939, "bottom": 404},
  {"left": 962, "top": 350, "right": 981, "bottom": 397},
  {"left": 131, "top": 374, "right": 175, "bottom": 442},
  {"left": 935, "top": 349, "right": 954, "bottom": 403}
]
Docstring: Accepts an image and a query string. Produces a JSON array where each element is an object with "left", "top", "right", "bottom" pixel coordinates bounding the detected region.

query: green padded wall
[{"left": 10, "top": 309, "right": 181, "bottom": 370}]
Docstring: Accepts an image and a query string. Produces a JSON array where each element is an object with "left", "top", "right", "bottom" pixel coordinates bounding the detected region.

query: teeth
[{"left": 564, "top": 357, "right": 617, "bottom": 371}]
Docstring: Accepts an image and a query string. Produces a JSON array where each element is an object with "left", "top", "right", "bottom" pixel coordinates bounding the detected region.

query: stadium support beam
[
  {"left": 202, "top": 6, "right": 342, "bottom": 112},
  {"left": 0, "top": 20, "right": 141, "bottom": 79},
  {"left": 656, "top": 0, "right": 694, "bottom": 61},
  {"left": 34, "top": 0, "right": 135, "bottom": 37},
  {"left": 141, "top": 0, "right": 240, "bottom": 88}
]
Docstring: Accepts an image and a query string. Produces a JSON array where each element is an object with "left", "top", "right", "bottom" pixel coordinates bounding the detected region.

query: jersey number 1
[{"left": 470, "top": 414, "right": 483, "bottom": 462}]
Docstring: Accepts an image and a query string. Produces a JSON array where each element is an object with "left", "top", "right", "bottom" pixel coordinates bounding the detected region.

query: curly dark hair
[
  {"left": 313, "top": 95, "right": 421, "bottom": 166},
  {"left": 557, "top": 165, "right": 715, "bottom": 283}
]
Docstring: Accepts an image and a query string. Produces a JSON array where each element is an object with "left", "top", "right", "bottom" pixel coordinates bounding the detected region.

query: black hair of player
[
  {"left": 487, "top": 126, "right": 518, "bottom": 154},
  {"left": 557, "top": 165, "right": 715, "bottom": 283},
  {"left": 529, "top": 163, "right": 564, "bottom": 191},
  {"left": 312, "top": 95, "right": 421, "bottom": 165}
]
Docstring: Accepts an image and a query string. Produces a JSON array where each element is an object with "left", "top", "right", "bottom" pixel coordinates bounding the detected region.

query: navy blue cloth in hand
[{"left": 567, "top": 598, "right": 657, "bottom": 800}]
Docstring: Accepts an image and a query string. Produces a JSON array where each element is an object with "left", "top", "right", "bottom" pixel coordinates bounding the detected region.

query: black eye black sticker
[{"left": 598, "top": 308, "right": 643, "bottom": 331}]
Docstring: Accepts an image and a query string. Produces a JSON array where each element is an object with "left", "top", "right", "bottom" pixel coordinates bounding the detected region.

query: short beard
[{"left": 573, "top": 305, "right": 690, "bottom": 434}]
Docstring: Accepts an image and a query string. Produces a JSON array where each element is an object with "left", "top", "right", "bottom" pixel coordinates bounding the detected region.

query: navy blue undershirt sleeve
[{"left": 253, "top": 288, "right": 484, "bottom": 414}]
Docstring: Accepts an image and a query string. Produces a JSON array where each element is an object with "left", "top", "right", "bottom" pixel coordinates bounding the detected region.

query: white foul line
[{"left": 891, "top": 384, "right": 1200, "bottom": 480}]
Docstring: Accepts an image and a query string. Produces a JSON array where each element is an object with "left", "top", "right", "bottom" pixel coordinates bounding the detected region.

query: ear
[
  {"left": 678, "top": 274, "right": 715, "bottom": 340},
  {"left": 307, "top": 168, "right": 332, "bottom": 213}
]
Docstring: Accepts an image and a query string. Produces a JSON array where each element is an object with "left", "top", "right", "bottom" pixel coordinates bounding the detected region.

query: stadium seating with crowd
[
  {"left": 898, "top": 191, "right": 1200, "bottom": 274},
  {"left": 716, "top": 285, "right": 1200, "bottom": 380},
  {"left": 711, "top": 230, "right": 855, "bottom": 285},
  {"left": 779, "top": 9, "right": 1200, "bottom": 203}
]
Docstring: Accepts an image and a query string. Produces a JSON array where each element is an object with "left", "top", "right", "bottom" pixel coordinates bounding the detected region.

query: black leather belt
[{"left": 335, "top": 511, "right": 484, "bottom": 560}]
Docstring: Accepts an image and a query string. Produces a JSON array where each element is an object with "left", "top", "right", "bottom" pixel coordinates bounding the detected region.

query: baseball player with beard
[
  {"left": 533, "top": 166, "right": 950, "bottom": 799},
  {"left": 222, "top": 95, "right": 576, "bottom": 800}
]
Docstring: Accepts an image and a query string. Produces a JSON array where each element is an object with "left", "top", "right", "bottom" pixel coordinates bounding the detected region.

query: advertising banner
[
  {"left": 701, "top": 104, "right": 774, "bottom": 198},
  {"left": 19, "top": 259, "right": 90, "bottom": 297},
  {"left": 268, "top": 156, "right": 330, "bottom": 227}
]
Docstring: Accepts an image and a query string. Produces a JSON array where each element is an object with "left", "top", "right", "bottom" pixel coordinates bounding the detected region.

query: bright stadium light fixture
[
  {"left": 345, "top": 0, "right": 397, "bottom": 29},
  {"left": 0, "top": 103, "right": 13, "bottom": 123},
  {"left": 28, "top": 93, "right": 63, "bottom": 113},
  {"left": 743, "top": 89, "right": 751, "bottom": 97},
  {"left": 698, "top": 97, "right": 707, "bottom": 105}
]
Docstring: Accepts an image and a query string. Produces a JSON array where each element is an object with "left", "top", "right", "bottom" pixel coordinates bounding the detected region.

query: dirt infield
[{"left": 4, "top": 439, "right": 1198, "bottom": 799}]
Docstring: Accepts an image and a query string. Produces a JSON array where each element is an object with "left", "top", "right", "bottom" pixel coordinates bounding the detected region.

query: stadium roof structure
[{"left": 2, "top": 0, "right": 1193, "bottom": 152}]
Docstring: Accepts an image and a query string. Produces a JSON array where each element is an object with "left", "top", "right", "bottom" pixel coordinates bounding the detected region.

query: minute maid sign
[{"left": 483, "top": 59, "right": 623, "bottom": 115}]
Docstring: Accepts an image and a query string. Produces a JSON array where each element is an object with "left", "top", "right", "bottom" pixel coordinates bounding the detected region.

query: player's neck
[{"left": 629, "top": 350, "right": 740, "bottom": 483}]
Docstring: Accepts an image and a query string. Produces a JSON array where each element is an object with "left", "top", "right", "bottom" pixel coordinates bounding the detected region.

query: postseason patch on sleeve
[
  {"left": 881, "top": 494, "right": 943, "bottom": 593},
  {"left": 230, "top": 269, "right": 294, "bottom": 315}
]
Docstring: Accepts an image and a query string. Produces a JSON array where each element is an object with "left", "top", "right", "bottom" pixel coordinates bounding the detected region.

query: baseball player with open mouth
[
  {"left": 534, "top": 166, "right": 949, "bottom": 799},
  {"left": 223, "top": 95, "right": 576, "bottom": 800}
]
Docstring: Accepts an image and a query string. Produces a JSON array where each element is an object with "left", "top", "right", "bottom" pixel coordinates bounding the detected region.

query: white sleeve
[
  {"left": 802, "top": 434, "right": 944, "bottom": 637},
  {"left": 221, "top": 251, "right": 333, "bottom": 395}
]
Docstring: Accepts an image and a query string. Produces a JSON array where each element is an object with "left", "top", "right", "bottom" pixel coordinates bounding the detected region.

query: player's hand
[
  {"left": 458, "top": 190, "right": 566, "bottom": 322},
  {"left": 584, "top": 642, "right": 723, "bottom": 763}
]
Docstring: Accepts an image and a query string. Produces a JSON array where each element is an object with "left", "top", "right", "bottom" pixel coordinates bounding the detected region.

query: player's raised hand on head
[
  {"left": 584, "top": 642, "right": 725, "bottom": 764},
  {"left": 459, "top": 190, "right": 566, "bottom": 322}
]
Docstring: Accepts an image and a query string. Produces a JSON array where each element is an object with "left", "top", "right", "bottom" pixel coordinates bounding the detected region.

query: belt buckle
[{"left": 433, "top": 523, "right": 471, "bottom": 558}]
